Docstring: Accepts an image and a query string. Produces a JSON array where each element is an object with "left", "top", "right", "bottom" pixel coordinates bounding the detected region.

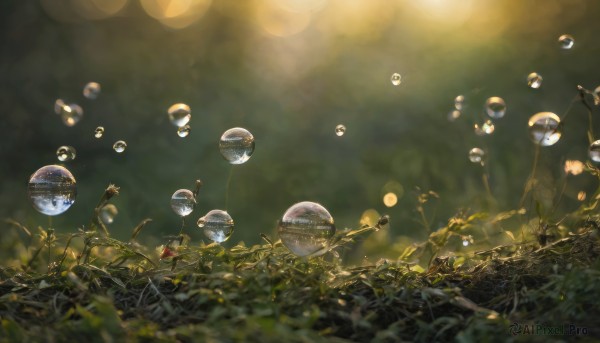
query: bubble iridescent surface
[
  {"left": 60, "top": 103, "right": 83, "bottom": 127},
  {"left": 527, "top": 72, "right": 543, "bottom": 89},
  {"left": 167, "top": 103, "right": 191, "bottom": 127},
  {"left": 454, "top": 95, "right": 465, "bottom": 110},
  {"left": 171, "top": 189, "right": 195, "bottom": 217},
  {"left": 197, "top": 209, "right": 234, "bottom": 243},
  {"left": 277, "top": 201, "right": 335, "bottom": 257},
  {"left": 219, "top": 127, "right": 255, "bottom": 165},
  {"left": 589, "top": 140, "right": 600, "bottom": 163},
  {"left": 468, "top": 147, "right": 485, "bottom": 164},
  {"left": 390, "top": 73, "right": 401, "bottom": 86},
  {"left": 177, "top": 125, "right": 191, "bottom": 138},
  {"left": 83, "top": 82, "right": 101, "bottom": 99},
  {"left": 113, "top": 140, "right": 127, "bottom": 153},
  {"left": 558, "top": 34, "right": 574, "bottom": 49},
  {"left": 485, "top": 97, "right": 506, "bottom": 119},
  {"left": 27, "top": 165, "right": 77, "bottom": 216},
  {"left": 56, "top": 146, "right": 76, "bottom": 162},
  {"left": 335, "top": 124, "right": 346, "bottom": 137},
  {"left": 528, "top": 112, "right": 561, "bottom": 146},
  {"left": 95, "top": 126, "right": 104, "bottom": 138},
  {"left": 100, "top": 204, "right": 118, "bottom": 224}
]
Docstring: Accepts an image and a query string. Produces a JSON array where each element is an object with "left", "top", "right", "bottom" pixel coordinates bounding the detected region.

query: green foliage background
[{"left": 1, "top": 0, "right": 600, "bottom": 249}]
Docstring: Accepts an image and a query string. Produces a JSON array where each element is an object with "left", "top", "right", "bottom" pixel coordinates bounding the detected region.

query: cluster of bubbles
[{"left": 168, "top": 103, "right": 192, "bottom": 138}]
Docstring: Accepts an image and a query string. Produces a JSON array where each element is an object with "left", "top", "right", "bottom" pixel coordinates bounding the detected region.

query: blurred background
[{"left": 1, "top": 0, "right": 600, "bottom": 255}]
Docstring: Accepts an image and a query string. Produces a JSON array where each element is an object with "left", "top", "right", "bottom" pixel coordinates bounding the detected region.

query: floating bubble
[
  {"left": 167, "top": 103, "right": 191, "bottom": 127},
  {"left": 335, "top": 124, "right": 346, "bottom": 137},
  {"left": 100, "top": 204, "right": 118, "bottom": 224},
  {"left": 60, "top": 103, "right": 83, "bottom": 127},
  {"left": 219, "top": 127, "right": 255, "bottom": 165},
  {"left": 577, "top": 191, "right": 587, "bottom": 202},
  {"left": 113, "top": 140, "right": 127, "bottom": 153},
  {"left": 448, "top": 110, "right": 461, "bottom": 122},
  {"left": 558, "top": 34, "right": 574, "bottom": 49},
  {"left": 390, "top": 73, "right": 401, "bottom": 86},
  {"left": 468, "top": 147, "right": 485, "bottom": 164},
  {"left": 177, "top": 125, "right": 191, "bottom": 138},
  {"left": 197, "top": 209, "right": 234, "bottom": 243},
  {"left": 454, "top": 95, "right": 465, "bottom": 110},
  {"left": 474, "top": 120, "right": 494, "bottom": 135},
  {"left": 528, "top": 112, "right": 561, "bottom": 146},
  {"left": 95, "top": 126, "right": 104, "bottom": 138},
  {"left": 56, "top": 146, "right": 76, "bottom": 162},
  {"left": 54, "top": 99, "right": 65, "bottom": 114},
  {"left": 83, "top": 82, "right": 101, "bottom": 99},
  {"left": 485, "top": 97, "right": 506, "bottom": 119},
  {"left": 28, "top": 165, "right": 77, "bottom": 216},
  {"left": 277, "top": 201, "right": 335, "bottom": 257},
  {"left": 589, "top": 140, "right": 600, "bottom": 162},
  {"left": 527, "top": 72, "right": 543, "bottom": 89},
  {"left": 383, "top": 192, "right": 398, "bottom": 207},
  {"left": 171, "top": 189, "right": 195, "bottom": 217}
]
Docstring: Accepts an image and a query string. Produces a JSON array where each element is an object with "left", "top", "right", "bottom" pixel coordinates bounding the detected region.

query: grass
[{"left": 1, "top": 182, "right": 600, "bottom": 343}]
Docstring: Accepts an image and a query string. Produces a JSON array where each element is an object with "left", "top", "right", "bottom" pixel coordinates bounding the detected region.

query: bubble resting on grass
[
  {"left": 198, "top": 209, "right": 234, "bottom": 243},
  {"left": 277, "top": 201, "right": 335, "bottom": 257}
]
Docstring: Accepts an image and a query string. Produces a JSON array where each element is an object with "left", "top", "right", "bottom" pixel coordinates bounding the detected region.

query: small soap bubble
[
  {"left": 528, "top": 112, "right": 561, "bottom": 146},
  {"left": 335, "top": 124, "right": 346, "bottom": 137},
  {"left": 454, "top": 95, "right": 465, "bottom": 110},
  {"left": 390, "top": 73, "right": 401, "bottom": 86},
  {"left": 94, "top": 126, "right": 104, "bottom": 139},
  {"left": 485, "top": 97, "right": 506, "bottom": 119},
  {"left": 474, "top": 120, "right": 494, "bottom": 135},
  {"left": 219, "top": 127, "right": 255, "bottom": 164},
  {"left": 54, "top": 99, "right": 65, "bottom": 114},
  {"left": 527, "top": 72, "right": 543, "bottom": 89},
  {"left": 177, "top": 125, "right": 191, "bottom": 138},
  {"left": 100, "top": 204, "right": 118, "bottom": 224},
  {"left": 277, "top": 201, "right": 335, "bottom": 257},
  {"left": 448, "top": 110, "right": 461, "bottom": 122},
  {"left": 171, "top": 189, "right": 195, "bottom": 217},
  {"left": 589, "top": 140, "right": 600, "bottom": 162},
  {"left": 558, "top": 34, "right": 574, "bottom": 50},
  {"left": 167, "top": 103, "right": 191, "bottom": 127},
  {"left": 28, "top": 165, "right": 77, "bottom": 216},
  {"left": 577, "top": 191, "right": 587, "bottom": 202},
  {"left": 468, "top": 147, "right": 485, "bottom": 164},
  {"left": 197, "top": 209, "right": 234, "bottom": 243},
  {"left": 113, "top": 140, "right": 127, "bottom": 153},
  {"left": 60, "top": 103, "right": 83, "bottom": 127},
  {"left": 83, "top": 82, "right": 101, "bottom": 99},
  {"left": 383, "top": 192, "right": 398, "bottom": 207},
  {"left": 56, "top": 146, "right": 76, "bottom": 162}
]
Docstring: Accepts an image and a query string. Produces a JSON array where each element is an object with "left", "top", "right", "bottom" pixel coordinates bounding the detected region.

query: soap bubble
[
  {"left": 56, "top": 146, "right": 76, "bottom": 162},
  {"left": 454, "top": 95, "right": 465, "bottom": 110},
  {"left": 177, "top": 125, "right": 191, "bottom": 138},
  {"left": 558, "top": 34, "right": 574, "bottom": 49},
  {"left": 171, "top": 189, "right": 195, "bottom": 217},
  {"left": 390, "top": 73, "right": 401, "bottom": 86},
  {"left": 335, "top": 124, "right": 346, "bottom": 136},
  {"left": 60, "top": 103, "right": 83, "bottom": 127},
  {"left": 277, "top": 201, "right": 335, "bottom": 257},
  {"left": 95, "top": 126, "right": 104, "bottom": 138},
  {"left": 528, "top": 112, "right": 561, "bottom": 146},
  {"left": 113, "top": 140, "right": 127, "bottom": 153},
  {"left": 83, "top": 82, "right": 101, "bottom": 99},
  {"left": 468, "top": 147, "right": 485, "bottom": 164},
  {"left": 197, "top": 209, "right": 234, "bottom": 243},
  {"left": 527, "top": 72, "right": 543, "bottom": 89},
  {"left": 589, "top": 140, "right": 600, "bottom": 162},
  {"left": 485, "top": 97, "right": 506, "bottom": 119},
  {"left": 167, "top": 103, "right": 191, "bottom": 127},
  {"left": 28, "top": 165, "right": 77, "bottom": 216},
  {"left": 100, "top": 204, "right": 118, "bottom": 224},
  {"left": 219, "top": 127, "right": 255, "bottom": 164}
]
